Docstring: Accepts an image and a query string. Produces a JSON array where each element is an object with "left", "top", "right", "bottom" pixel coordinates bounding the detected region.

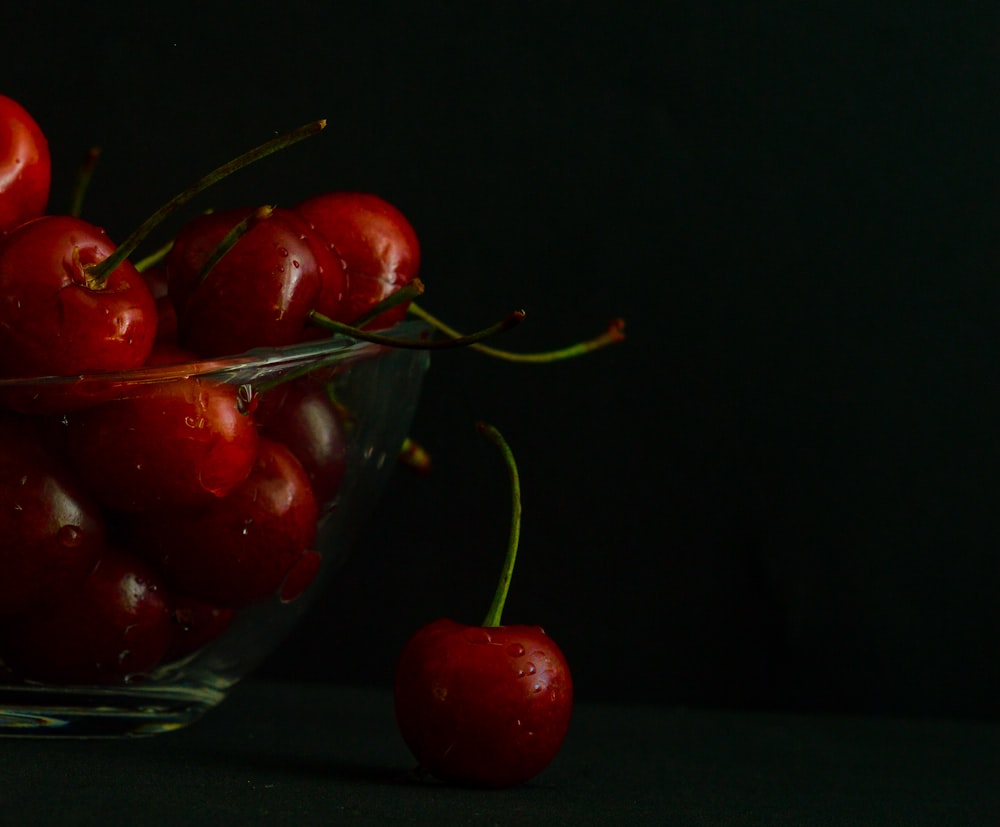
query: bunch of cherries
[
  {"left": 0, "top": 93, "right": 623, "bottom": 786},
  {"left": 0, "top": 96, "right": 427, "bottom": 686}
]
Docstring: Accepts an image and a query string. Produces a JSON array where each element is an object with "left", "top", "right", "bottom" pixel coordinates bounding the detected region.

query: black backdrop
[{"left": 4, "top": 1, "right": 1000, "bottom": 719}]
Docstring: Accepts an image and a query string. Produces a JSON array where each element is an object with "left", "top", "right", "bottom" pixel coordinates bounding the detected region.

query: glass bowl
[{"left": 0, "top": 322, "right": 430, "bottom": 737}]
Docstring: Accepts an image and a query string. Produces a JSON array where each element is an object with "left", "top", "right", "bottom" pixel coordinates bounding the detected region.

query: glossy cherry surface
[
  {"left": 0, "top": 95, "right": 50, "bottom": 236},
  {"left": 65, "top": 376, "right": 259, "bottom": 512},
  {"left": 393, "top": 423, "right": 574, "bottom": 787},
  {"left": 394, "top": 618, "right": 573, "bottom": 787},
  {"left": 0, "top": 215, "right": 157, "bottom": 378},
  {"left": 129, "top": 438, "right": 319, "bottom": 607},
  {"left": 0, "top": 547, "right": 173, "bottom": 685},
  {"left": 165, "top": 206, "right": 344, "bottom": 357},
  {"left": 294, "top": 192, "right": 420, "bottom": 327},
  {"left": 255, "top": 377, "right": 350, "bottom": 507},
  {"left": 0, "top": 412, "right": 104, "bottom": 615}
]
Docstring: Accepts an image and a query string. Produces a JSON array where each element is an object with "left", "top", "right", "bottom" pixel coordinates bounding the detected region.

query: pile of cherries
[
  {"left": 0, "top": 93, "right": 624, "bottom": 786},
  {"left": 0, "top": 94, "right": 423, "bottom": 685}
]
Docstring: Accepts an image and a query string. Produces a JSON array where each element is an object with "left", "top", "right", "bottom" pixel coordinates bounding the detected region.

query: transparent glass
[{"left": 0, "top": 322, "right": 430, "bottom": 737}]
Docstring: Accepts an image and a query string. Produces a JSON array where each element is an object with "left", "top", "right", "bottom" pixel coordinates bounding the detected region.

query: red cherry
[
  {"left": 0, "top": 95, "right": 51, "bottom": 236},
  {"left": 393, "top": 423, "right": 573, "bottom": 786},
  {"left": 0, "top": 215, "right": 157, "bottom": 378},
  {"left": 64, "top": 376, "right": 259, "bottom": 512},
  {"left": 164, "top": 206, "right": 344, "bottom": 357},
  {"left": 139, "top": 263, "right": 179, "bottom": 345},
  {"left": 394, "top": 619, "right": 573, "bottom": 787},
  {"left": 294, "top": 192, "right": 420, "bottom": 327},
  {"left": 0, "top": 546, "right": 173, "bottom": 685},
  {"left": 0, "top": 412, "right": 104, "bottom": 615},
  {"left": 255, "top": 377, "right": 350, "bottom": 506},
  {"left": 129, "top": 438, "right": 320, "bottom": 608}
]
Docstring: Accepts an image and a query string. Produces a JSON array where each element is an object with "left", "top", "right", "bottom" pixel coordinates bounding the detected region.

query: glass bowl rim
[{"left": 0, "top": 320, "right": 431, "bottom": 389}]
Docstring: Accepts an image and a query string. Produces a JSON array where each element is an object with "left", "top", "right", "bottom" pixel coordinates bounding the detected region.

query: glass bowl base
[{"left": 0, "top": 682, "right": 231, "bottom": 738}]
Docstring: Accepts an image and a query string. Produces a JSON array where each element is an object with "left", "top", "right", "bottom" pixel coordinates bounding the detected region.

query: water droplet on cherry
[
  {"left": 506, "top": 643, "right": 525, "bottom": 658},
  {"left": 463, "top": 627, "right": 492, "bottom": 645},
  {"left": 57, "top": 525, "right": 83, "bottom": 547}
]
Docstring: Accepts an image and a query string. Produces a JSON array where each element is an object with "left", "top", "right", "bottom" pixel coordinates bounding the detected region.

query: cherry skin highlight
[
  {"left": 0, "top": 547, "right": 173, "bottom": 685},
  {"left": 64, "top": 376, "right": 259, "bottom": 512},
  {"left": 255, "top": 377, "right": 350, "bottom": 507},
  {"left": 393, "top": 423, "right": 574, "bottom": 787},
  {"left": 0, "top": 215, "right": 157, "bottom": 378},
  {"left": 165, "top": 206, "right": 343, "bottom": 357},
  {"left": 294, "top": 192, "right": 420, "bottom": 328},
  {"left": 0, "top": 412, "right": 105, "bottom": 616},
  {"left": 0, "top": 95, "right": 51, "bottom": 236},
  {"left": 127, "top": 438, "right": 320, "bottom": 608}
]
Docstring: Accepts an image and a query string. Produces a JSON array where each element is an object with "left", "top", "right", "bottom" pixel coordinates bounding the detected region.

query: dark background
[{"left": 4, "top": 2, "right": 1000, "bottom": 720}]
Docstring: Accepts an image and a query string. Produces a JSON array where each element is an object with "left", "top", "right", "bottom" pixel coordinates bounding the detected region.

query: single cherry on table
[{"left": 393, "top": 423, "right": 573, "bottom": 788}]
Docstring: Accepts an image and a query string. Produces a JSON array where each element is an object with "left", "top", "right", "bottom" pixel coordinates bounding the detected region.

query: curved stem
[
  {"left": 351, "top": 279, "right": 426, "bottom": 328},
  {"left": 133, "top": 239, "right": 175, "bottom": 273},
  {"left": 408, "top": 302, "right": 625, "bottom": 363},
  {"left": 194, "top": 205, "right": 274, "bottom": 285},
  {"left": 478, "top": 422, "right": 521, "bottom": 628},
  {"left": 308, "top": 308, "right": 525, "bottom": 349},
  {"left": 87, "top": 119, "right": 326, "bottom": 281},
  {"left": 69, "top": 147, "right": 101, "bottom": 218}
]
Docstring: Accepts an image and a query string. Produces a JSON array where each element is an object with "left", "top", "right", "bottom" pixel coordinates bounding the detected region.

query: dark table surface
[{"left": 2, "top": 679, "right": 998, "bottom": 826}]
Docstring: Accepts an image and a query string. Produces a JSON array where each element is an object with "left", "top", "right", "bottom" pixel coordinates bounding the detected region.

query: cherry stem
[
  {"left": 307, "top": 308, "right": 525, "bottom": 350},
  {"left": 195, "top": 205, "right": 275, "bottom": 285},
  {"left": 69, "top": 147, "right": 101, "bottom": 218},
  {"left": 87, "top": 119, "right": 327, "bottom": 281},
  {"left": 407, "top": 302, "right": 626, "bottom": 363},
  {"left": 478, "top": 422, "right": 521, "bottom": 628},
  {"left": 351, "top": 279, "right": 426, "bottom": 328},
  {"left": 133, "top": 239, "right": 174, "bottom": 273}
]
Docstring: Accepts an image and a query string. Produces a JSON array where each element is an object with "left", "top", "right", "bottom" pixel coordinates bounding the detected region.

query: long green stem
[
  {"left": 87, "top": 119, "right": 326, "bottom": 281},
  {"left": 194, "top": 205, "right": 274, "bottom": 285},
  {"left": 351, "top": 279, "right": 426, "bottom": 328},
  {"left": 407, "top": 302, "right": 625, "bottom": 363},
  {"left": 308, "top": 308, "right": 525, "bottom": 349},
  {"left": 133, "top": 239, "right": 175, "bottom": 273},
  {"left": 478, "top": 422, "right": 521, "bottom": 628}
]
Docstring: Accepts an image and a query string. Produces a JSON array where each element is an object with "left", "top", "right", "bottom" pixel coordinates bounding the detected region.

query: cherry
[
  {"left": 138, "top": 262, "right": 179, "bottom": 345},
  {"left": 393, "top": 423, "right": 573, "bottom": 787},
  {"left": 0, "top": 214, "right": 158, "bottom": 378},
  {"left": 0, "top": 95, "right": 51, "bottom": 236},
  {"left": 165, "top": 206, "right": 345, "bottom": 357},
  {"left": 64, "top": 376, "right": 260, "bottom": 512},
  {"left": 0, "top": 412, "right": 104, "bottom": 616},
  {"left": 294, "top": 192, "right": 421, "bottom": 328},
  {"left": 0, "top": 546, "right": 173, "bottom": 685},
  {"left": 127, "top": 438, "right": 320, "bottom": 608},
  {"left": 254, "top": 376, "right": 351, "bottom": 507}
]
